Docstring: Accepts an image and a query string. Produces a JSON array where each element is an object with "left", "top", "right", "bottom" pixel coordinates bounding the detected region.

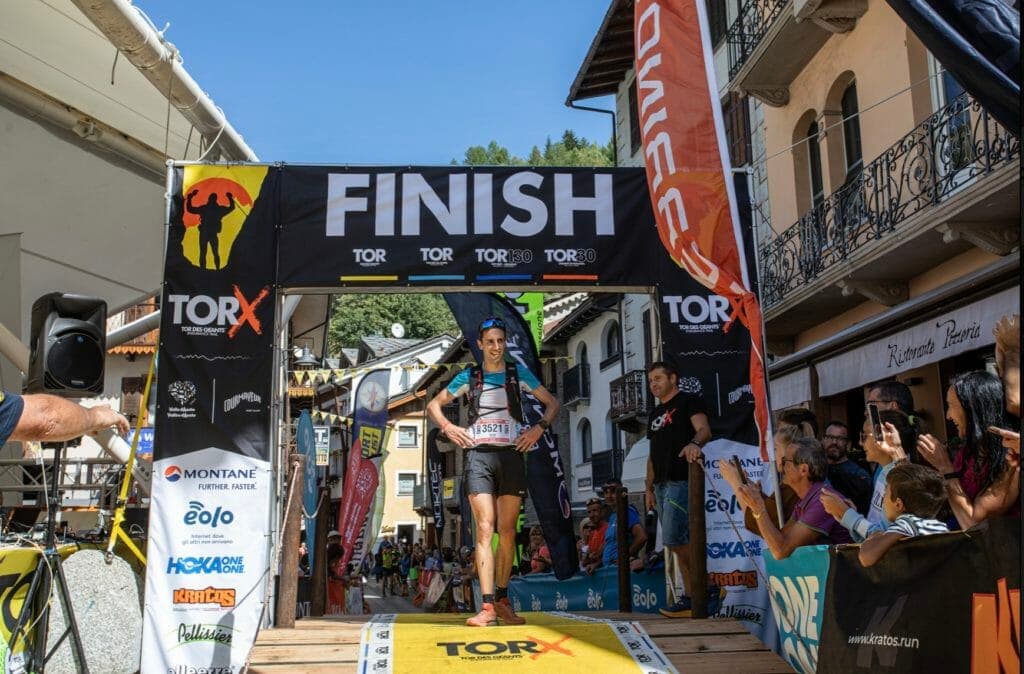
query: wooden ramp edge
[{"left": 247, "top": 612, "right": 794, "bottom": 673}]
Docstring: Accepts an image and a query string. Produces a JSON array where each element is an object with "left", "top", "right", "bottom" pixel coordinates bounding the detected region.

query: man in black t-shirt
[{"left": 643, "top": 362, "right": 713, "bottom": 618}]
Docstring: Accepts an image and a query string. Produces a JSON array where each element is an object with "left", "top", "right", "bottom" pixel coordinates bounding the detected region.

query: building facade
[{"left": 568, "top": 0, "right": 1019, "bottom": 443}]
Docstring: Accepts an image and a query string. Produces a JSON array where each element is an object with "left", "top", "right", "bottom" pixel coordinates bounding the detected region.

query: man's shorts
[
  {"left": 464, "top": 445, "right": 527, "bottom": 498},
  {"left": 654, "top": 480, "right": 690, "bottom": 546}
]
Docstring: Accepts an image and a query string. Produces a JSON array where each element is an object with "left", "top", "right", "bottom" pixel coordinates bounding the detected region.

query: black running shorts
[{"left": 464, "top": 445, "right": 527, "bottom": 498}]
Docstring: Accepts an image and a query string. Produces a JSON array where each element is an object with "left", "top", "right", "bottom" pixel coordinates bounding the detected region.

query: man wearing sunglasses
[{"left": 427, "top": 316, "right": 560, "bottom": 626}]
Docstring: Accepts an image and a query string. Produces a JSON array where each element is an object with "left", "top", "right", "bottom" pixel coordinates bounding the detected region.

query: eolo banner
[{"left": 146, "top": 160, "right": 762, "bottom": 669}]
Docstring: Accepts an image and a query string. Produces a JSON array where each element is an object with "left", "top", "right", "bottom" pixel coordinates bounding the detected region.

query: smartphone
[
  {"left": 730, "top": 455, "right": 748, "bottom": 485},
  {"left": 867, "top": 403, "right": 883, "bottom": 442}
]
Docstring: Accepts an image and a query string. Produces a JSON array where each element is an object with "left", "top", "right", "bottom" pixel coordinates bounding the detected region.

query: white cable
[{"left": 751, "top": 69, "right": 946, "bottom": 168}]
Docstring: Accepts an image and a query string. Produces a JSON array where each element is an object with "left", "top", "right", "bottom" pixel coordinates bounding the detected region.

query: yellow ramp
[{"left": 359, "top": 612, "right": 676, "bottom": 673}]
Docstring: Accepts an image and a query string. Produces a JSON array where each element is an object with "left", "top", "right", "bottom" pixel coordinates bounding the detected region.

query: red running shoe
[
  {"left": 494, "top": 598, "right": 526, "bottom": 625},
  {"left": 465, "top": 603, "right": 497, "bottom": 627}
]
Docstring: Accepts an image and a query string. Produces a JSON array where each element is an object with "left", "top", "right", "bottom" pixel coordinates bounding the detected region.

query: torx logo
[{"left": 168, "top": 285, "right": 269, "bottom": 338}]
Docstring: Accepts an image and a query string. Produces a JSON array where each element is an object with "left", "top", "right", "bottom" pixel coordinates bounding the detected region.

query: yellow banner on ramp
[{"left": 359, "top": 612, "right": 677, "bottom": 673}]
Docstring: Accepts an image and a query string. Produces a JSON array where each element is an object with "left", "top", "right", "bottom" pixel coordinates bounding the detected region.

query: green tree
[
  {"left": 456, "top": 130, "right": 613, "bottom": 167},
  {"left": 327, "top": 294, "right": 459, "bottom": 353}
]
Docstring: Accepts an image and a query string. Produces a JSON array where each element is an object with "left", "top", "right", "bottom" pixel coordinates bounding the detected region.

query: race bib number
[{"left": 469, "top": 419, "right": 515, "bottom": 445}]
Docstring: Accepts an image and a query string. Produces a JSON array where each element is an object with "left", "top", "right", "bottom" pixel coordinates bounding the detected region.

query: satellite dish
[{"left": 391, "top": 323, "right": 405, "bottom": 338}]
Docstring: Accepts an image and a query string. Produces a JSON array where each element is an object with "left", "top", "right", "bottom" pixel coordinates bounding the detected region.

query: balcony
[
  {"left": 610, "top": 370, "right": 652, "bottom": 432},
  {"left": 760, "top": 94, "right": 1020, "bottom": 346},
  {"left": 726, "top": 0, "right": 866, "bottom": 106},
  {"left": 591, "top": 449, "right": 623, "bottom": 490},
  {"left": 562, "top": 363, "right": 590, "bottom": 409}
]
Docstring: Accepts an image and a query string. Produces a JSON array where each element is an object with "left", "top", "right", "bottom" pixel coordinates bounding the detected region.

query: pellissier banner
[{"left": 145, "top": 165, "right": 278, "bottom": 672}]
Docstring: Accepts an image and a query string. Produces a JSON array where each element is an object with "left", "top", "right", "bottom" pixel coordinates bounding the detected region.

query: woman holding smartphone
[
  {"left": 917, "top": 370, "right": 1019, "bottom": 528},
  {"left": 821, "top": 409, "right": 916, "bottom": 540}
]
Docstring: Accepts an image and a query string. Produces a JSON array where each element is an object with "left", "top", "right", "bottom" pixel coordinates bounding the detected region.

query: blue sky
[{"left": 151, "top": 2, "right": 618, "bottom": 164}]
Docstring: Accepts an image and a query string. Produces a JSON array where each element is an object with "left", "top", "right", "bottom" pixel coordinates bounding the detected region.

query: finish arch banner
[{"left": 145, "top": 162, "right": 762, "bottom": 671}]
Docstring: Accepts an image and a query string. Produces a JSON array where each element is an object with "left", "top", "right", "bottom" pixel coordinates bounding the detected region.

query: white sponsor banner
[
  {"left": 703, "top": 439, "right": 779, "bottom": 651},
  {"left": 817, "top": 286, "right": 1019, "bottom": 396},
  {"left": 142, "top": 447, "right": 271, "bottom": 673}
]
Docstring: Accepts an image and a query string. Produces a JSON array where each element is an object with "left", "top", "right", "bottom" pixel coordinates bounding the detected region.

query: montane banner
[
  {"left": 144, "top": 165, "right": 278, "bottom": 673},
  {"left": 635, "top": 0, "right": 770, "bottom": 456},
  {"left": 336, "top": 369, "right": 391, "bottom": 571},
  {"left": 443, "top": 292, "right": 578, "bottom": 580}
]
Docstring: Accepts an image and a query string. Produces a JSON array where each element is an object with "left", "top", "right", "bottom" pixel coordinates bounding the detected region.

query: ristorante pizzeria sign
[{"left": 817, "top": 286, "right": 1019, "bottom": 396}]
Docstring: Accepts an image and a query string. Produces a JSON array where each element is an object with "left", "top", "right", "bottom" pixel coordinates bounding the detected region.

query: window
[
  {"left": 642, "top": 308, "right": 654, "bottom": 368},
  {"left": 606, "top": 414, "right": 620, "bottom": 452},
  {"left": 397, "top": 425, "right": 418, "bottom": 447},
  {"left": 601, "top": 321, "right": 621, "bottom": 370},
  {"left": 722, "top": 93, "right": 752, "bottom": 167},
  {"left": 841, "top": 83, "right": 863, "bottom": 180},
  {"left": 707, "top": 0, "right": 729, "bottom": 47},
  {"left": 579, "top": 419, "right": 593, "bottom": 463},
  {"left": 577, "top": 344, "right": 590, "bottom": 393},
  {"left": 807, "top": 121, "right": 825, "bottom": 207},
  {"left": 628, "top": 80, "right": 642, "bottom": 156},
  {"left": 397, "top": 472, "right": 418, "bottom": 497}
]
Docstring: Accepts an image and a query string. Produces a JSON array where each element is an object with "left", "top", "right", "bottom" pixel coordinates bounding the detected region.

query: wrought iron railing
[
  {"left": 562, "top": 363, "right": 591, "bottom": 407},
  {"left": 726, "top": 0, "right": 789, "bottom": 80},
  {"left": 759, "top": 94, "right": 1019, "bottom": 309},
  {"left": 610, "top": 370, "right": 651, "bottom": 421}
]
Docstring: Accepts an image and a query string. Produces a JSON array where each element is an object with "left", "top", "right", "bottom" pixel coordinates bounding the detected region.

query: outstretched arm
[
  {"left": 185, "top": 190, "right": 199, "bottom": 213},
  {"left": 11, "top": 394, "right": 129, "bottom": 442}
]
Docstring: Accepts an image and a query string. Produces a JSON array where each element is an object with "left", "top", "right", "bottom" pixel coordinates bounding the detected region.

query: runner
[{"left": 427, "top": 316, "right": 560, "bottom": 626}]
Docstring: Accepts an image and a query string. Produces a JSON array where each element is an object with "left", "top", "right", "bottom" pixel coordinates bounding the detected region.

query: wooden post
[
  {"left": 688, "top": 459, "right": 708, "bottom": 618},
  {"left": 310, "top": 486, "right": 330, "bottom": 616},
  {"left": 616, "top": 486, "right": 631, "bottom": 613},
  {"left": 275, "top": 453, "right": 304, "bottom": 628}
]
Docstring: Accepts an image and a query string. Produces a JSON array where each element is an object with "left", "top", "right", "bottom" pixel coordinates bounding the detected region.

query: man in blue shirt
[
  {"left": 599, "top": 478, "right": 647, "bottom": 568},
  {"left": 427, "top": 317, "right": 559, "bottom": 627},
  {"left": 0, "top": 390, "right": 129, "bottom": 447}
]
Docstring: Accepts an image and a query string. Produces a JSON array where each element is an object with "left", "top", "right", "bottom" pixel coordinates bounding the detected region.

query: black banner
[
  {"left": 818, "top": 517, "right": 1021, "bottom": 673},
  {"left": 277, "top": 166, "right": 658, "bottom": 287},
  {"left": 156, "top": 166, "right": 279, "bottom": 461},
  {"left": 426, "top": 428, "right": 445, "bottom": 540},
  {"left": 443, "top": 292, "right": 579, "bottom": 580},
  {"left": 657, "top": 173, "right": 759, "bottom": 444},
  {"left": 885, "top": 0, "right": 1019, "bottom": 134}
]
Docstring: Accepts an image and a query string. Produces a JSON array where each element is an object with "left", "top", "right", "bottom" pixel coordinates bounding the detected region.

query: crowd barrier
[
  {"left": 765, "top": 517, "right": 1020, "bottom": 673},
  {"left": 506, "top": 565, "right": 669, "bottom": 613}
]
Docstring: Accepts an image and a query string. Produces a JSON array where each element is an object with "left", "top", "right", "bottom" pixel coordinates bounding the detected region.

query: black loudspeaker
[{"left": 26, "top": 293, "right": 106, "bottom": 397}]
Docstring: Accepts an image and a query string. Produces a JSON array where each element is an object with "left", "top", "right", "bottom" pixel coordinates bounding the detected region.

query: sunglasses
[{"left": 478, "top": 317, "right": 507, "bottom": 334}]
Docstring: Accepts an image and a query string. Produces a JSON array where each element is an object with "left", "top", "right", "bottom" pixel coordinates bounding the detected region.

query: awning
[
  {"left": 817, "top": 286, "right": 1019, "bottom": 396},
  {"left": 768, "top": 367, "right": 812, "bottom": 409},
  {"left": 621, "top": 437, "right": 649, "bottom": 495}
]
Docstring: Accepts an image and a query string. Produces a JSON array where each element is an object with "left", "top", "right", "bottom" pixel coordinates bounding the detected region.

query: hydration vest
[{"left": 465, "top": 363, "right": 525, "bottom": 425}]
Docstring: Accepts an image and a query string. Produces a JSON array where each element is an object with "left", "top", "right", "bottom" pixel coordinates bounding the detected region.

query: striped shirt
[{"left": 885, "top": 514, "right": 950, "bottom": 538}]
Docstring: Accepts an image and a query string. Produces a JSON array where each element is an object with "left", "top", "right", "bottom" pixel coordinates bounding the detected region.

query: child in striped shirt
[{"left": 859, "top": 463, "right": 949, "bottom": 567}]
